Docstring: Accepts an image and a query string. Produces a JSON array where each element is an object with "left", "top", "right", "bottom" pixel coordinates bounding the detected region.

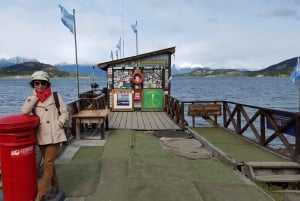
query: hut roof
[{"left": 97, "top": 46, "right": 175, "bottom": 70}]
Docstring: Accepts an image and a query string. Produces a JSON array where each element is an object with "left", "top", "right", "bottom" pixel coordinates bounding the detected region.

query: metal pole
[
  {"left": 73, "top": 9, "right": 80, "bottom": 99},
  {"left": 136, "top": 21, "right": 138, "bottom": 55},
  {"left": 122, "top": 0, "right": 125, "bottom": 57}
]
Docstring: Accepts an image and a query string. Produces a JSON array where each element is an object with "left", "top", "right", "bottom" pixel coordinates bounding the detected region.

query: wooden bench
[{"left": 72, "top": 109, "right": 109, "bottom": 140}]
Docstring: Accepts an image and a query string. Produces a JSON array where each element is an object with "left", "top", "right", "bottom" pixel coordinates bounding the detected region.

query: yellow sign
[{"left": 141, "top": 59, "right": 166, "bottom": 66}]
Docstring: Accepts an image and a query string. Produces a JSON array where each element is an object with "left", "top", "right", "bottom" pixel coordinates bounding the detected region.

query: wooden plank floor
[{"left": 108, "top": 111, "right": 181, "bottom": 130}]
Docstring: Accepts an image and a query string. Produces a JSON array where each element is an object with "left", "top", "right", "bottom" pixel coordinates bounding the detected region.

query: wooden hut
[{"left": 98, "top": 47, "right": 175, "bottom": 111}]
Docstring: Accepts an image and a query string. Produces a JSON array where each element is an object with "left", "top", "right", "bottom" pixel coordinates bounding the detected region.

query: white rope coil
[{"left": 160, "top": 137, "right": 212, "bottom": 159}]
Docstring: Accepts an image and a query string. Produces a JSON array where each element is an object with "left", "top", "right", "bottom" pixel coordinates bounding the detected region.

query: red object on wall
[
  {"left": 0, "top": 114, "right": 39, "bottom": 201},
  {"left": 134, "top": 89, "right": 142, "bottom": 101}
]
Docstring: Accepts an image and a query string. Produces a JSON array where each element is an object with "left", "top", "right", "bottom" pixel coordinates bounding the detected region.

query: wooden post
[
  {"left": 295, "top": 114, "right": 300, "bottom": 162},
  {"left": 191, "top": 103, "right": 195, "bottom": 127},
  {"left": 75, "top": 118, "right": 81, "bottom": 140},
  {"left": 180, "top": 102, "right": 185, "bottom": 129},
  {"left": 260, "top": 112, "right": 265, "bottom": 145},
  {"left": 237, "top": 105, "right": 241, "bottom": 134},
  {"left": 223, "top": 101, "right": 227, "bottom": 127},
  {"left": 192, "top": 116, "right": 195, "bottom": 127},
  {"left": 214, "top": 101, "right": 218, "bottom": 125}
]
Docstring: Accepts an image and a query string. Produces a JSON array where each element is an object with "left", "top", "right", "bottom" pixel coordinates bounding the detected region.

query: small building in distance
[{"left": 97, "top": 47, "right": 175, "bottom": 111}]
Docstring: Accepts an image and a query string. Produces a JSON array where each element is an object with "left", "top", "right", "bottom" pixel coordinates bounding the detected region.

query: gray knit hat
[{"left": 31, "top": 71, "right": 50, "bottom": 81}]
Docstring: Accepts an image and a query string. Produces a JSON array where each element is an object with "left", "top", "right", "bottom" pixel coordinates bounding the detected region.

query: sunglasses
[{"left": 34, "top": 81, "right": 48, "bottom": 87}]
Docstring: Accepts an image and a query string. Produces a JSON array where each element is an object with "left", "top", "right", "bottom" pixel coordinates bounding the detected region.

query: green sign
[{"left": 142, "top": 89, "right": 163, "bottom": 109}]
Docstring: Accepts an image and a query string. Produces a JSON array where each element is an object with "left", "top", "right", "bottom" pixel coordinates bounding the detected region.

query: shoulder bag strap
[{"left": 53, "top": 91, "right": 61, "bottom": 116}]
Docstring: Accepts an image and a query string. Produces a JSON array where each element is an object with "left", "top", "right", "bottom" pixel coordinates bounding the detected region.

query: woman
[{"left": 21, "top": 71, "right": 68, "bottom": 201}]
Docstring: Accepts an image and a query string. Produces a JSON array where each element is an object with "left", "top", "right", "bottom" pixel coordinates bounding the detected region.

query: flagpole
[
  {"left": 73, "top": 9, "right": 79, "bottom": 99},
  {"left": 296, "top": 57, "right": 300, "bottom": 112},
  {"left": 122, "top": 0, "right": 125, "bottom": 57},
  {"left": 119, "top": 38, "right": 122, "bottom": 59},
  {"left": 135, "top": 21, "right": 138, "bottom": 55}
]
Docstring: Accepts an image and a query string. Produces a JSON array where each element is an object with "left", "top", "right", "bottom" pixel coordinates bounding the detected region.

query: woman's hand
[
  {"left": 32, "top": 89, "right": 37, "bottom": 96},
  {"left": 58, "top": 121, "right": 64, "bottom": 129}
]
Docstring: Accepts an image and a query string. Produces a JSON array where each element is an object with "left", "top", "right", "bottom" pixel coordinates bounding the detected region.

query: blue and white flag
[
  {"left": 289, "top": 57, "right": 300, "bottom": 85},
  {"left": 110, "top": 50, "right": 113, "bottom": 60},
  {"left": 131, "top": 22, "right": 137, "bottom": 33},
  {"left": 58, "top": 5, "right": 75, "bottom": 34},
  {"left": 116, "top": 37, "right": 121, "bottom": 50}
]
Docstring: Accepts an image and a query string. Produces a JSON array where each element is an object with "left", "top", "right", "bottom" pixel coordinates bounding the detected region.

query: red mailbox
[{"left": 0, "top": 114, "right": 39, "bottom": 201}]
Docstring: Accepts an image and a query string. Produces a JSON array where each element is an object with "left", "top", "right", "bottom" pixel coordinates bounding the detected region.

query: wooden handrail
[{"left": 164, "top": 94, "right": 300, "bottom": 162}]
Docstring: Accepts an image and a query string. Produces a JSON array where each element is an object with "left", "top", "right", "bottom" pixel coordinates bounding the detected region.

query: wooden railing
[
  {"left": 79, "top": 94, "right": 106, "bottom": 110},
  {"left": 164, "top": 95, "right": 300, "bottom": 162},
  {"left": 164, "top": 95, "right": 186, "bottom": 129},
  {"left": 222, "top": 101, "right": 300, "bottom": 161}
]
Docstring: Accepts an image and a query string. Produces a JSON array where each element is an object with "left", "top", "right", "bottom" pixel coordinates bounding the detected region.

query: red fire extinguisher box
[
  {"left": 0, "top": 114, "right": 39, "bottom": 201},
  {"left": 134, "top": 89, "right": 142, "bottom": 101}
]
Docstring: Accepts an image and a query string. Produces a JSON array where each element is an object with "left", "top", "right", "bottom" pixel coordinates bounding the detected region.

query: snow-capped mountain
[
  {"left": 55, "top": 63, "right": 106, "bottom": 77},
  {"left": 0, "top": 57, "right": 39, "bottom": 67}
]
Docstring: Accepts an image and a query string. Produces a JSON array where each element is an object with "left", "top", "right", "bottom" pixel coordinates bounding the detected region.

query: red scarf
[{"left": 36, "top": 87, "right": 52, "bottom": 103}]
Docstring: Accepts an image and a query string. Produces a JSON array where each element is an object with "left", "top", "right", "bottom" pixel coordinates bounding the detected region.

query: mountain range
[
  {"left": 172, "top": 57, "right": 296, "bottom": 77},
  {"left": 0, "top": 57, "right": 39, "bottom": 67},
  {"left": 0, "top": 62, "right": 70, "bottom": 77},
  {"left": 0, "top": 56, "right": 297, "bottom": 77},
  {"left": 0, "top": 57, "right": 106, "bottom": 77},
  {"left": 54, "top": 63, "right": 106, "bottom": 77}
]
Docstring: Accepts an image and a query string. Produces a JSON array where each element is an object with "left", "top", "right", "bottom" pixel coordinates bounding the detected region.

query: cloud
[
  {"left": 206, "top": 17, "right": 219, "bottom": 25},
  {"left": 1, "top": 0, "right": 300, "bottom": 70},
  {"left": 264, "top": 8, "right": 300, "bottom": 20}
]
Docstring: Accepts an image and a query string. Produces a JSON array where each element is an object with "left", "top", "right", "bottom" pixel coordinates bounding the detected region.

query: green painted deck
[
  {"left": 57, "top": 129, "right": 276, "bottom": 201},
  {"left": 190, "top": 127, "right": 287, "bottom": 164}
]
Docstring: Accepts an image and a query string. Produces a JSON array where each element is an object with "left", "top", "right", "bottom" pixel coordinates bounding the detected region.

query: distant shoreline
[{"left": 0, "top": 75, "right": 98, "bottom": 79}]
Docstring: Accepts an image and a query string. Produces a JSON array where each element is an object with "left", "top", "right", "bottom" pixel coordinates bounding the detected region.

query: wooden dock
[{"left": 108, "top": 111, "right": 181, "bottom": 130}]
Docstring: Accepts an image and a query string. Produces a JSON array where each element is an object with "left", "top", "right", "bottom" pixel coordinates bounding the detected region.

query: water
[
  {"left": 0, "top": 76, "right": 298, "bottom": 117},
  {"left": 0, "top": 77, "right": 106, "bottom": 116},
  {"left": 171, "top": 76, "right": 299, "bottom": 112},
  {"left": 170, "top": 76, "right": 298, "bottom": 149}
]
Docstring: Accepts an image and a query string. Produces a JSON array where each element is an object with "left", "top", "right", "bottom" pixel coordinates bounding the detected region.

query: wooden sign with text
[{"left": 188, "top": 104, "right": 222, "bottom": 116}]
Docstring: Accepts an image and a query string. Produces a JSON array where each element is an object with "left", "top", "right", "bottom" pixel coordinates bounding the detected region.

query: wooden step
[
  {"left": 254, "top": 174, "right": 300, "bottom": 182},
  {"left": 245, "top": 162, "right": 300, "bottom": 168},
  {"left": 242, "top": 162, "right": 300, "bottom": 183}
]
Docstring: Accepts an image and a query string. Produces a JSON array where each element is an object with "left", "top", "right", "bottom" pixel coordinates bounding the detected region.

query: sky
[{"left": 1, "top": 0, "right": 300, "bottom": 70}]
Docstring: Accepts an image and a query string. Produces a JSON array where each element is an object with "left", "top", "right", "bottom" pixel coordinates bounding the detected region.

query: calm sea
[
  {"left": 172, "top": 76, "right": 299, "bottom": 111},
  {"left": 0, "top": 76, "right": 299, "bottom": 117}
]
